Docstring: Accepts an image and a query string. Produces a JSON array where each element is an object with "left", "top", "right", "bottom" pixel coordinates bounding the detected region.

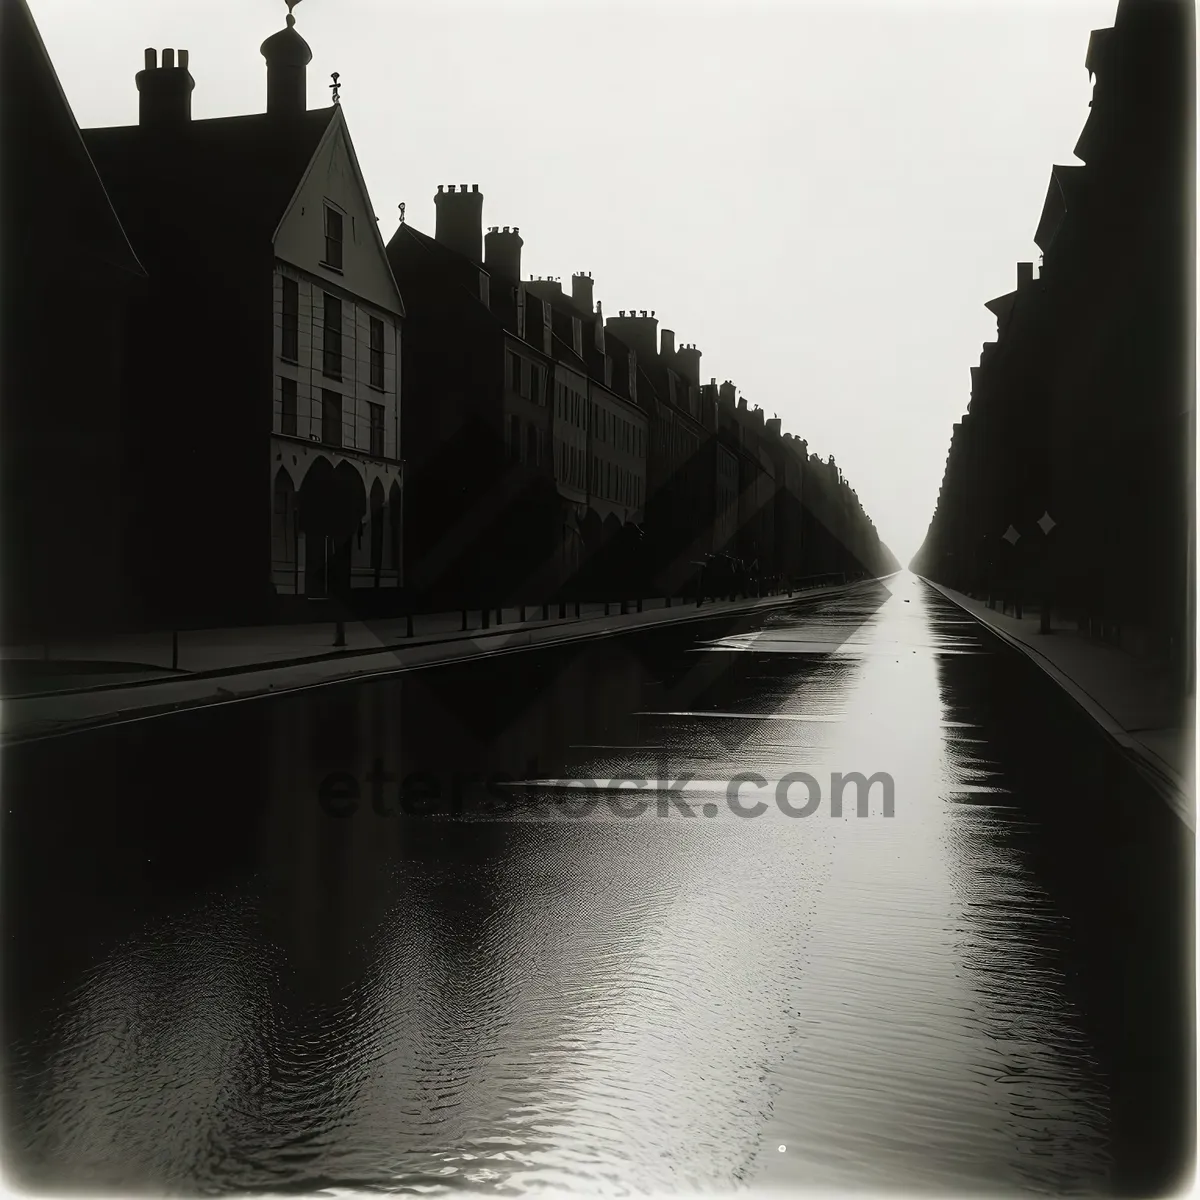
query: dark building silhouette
[
  {"left": 386, "top": 198, "right": 566, "bottom": 609},
  {"left": 7, "top": 1, "right": 895, "bottom": 632},
  {"left": 75, "top": 9, "right": 405, "bottom": 630},
  {"left": 913, "top": 0, "right": 1194, "bottom": 691},
  {"left": 0, "top": 0, "right": 148, "bottom": 640}
]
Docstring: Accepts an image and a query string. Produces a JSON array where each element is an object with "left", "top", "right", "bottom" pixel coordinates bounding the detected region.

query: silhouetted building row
[
  {"left": 387, "top": 184, "right": 896, "bottom": 610},
  {"left": 1, "top": 0, "right": 895, "bottom": 638},
  {"left": 913, "top": 0, "right": 1194, "bottom": 688}
]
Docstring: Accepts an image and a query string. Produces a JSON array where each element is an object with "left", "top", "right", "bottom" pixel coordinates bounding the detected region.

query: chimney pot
[
  {"left": 472, "top": 183, "right": 479, "bottom": 192},
  {"left": 460, "top": 183, "right": 467, "bottom": 191},
  {"left": 162, "top": 48, "right": 175, "bottom": 68},
  {"left": 178, "top": 49, "right": 189, "bottom": 69},
  {"left": 144, "top": 48, "right": 156, "bottom": 69}
]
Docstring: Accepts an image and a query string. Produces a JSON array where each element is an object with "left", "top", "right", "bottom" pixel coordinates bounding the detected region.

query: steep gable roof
[
  {"left": 1, "top": 0, "right": 144, "bottom": 278},
  {"left": 82, "top": 106, "right": 336, "bottom": 272}
]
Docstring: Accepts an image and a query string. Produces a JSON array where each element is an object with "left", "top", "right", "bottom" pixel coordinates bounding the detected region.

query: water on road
[{"left": 2, "top": 573, "right": 1192, "bottom": 1195}]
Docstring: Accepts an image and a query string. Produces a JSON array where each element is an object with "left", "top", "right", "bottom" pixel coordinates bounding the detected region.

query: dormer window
[{"left": 324, "top": 205, "right": 344, "bottom": 270}]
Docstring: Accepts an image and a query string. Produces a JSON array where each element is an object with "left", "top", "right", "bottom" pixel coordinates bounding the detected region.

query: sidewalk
[
  {"left": 0, "top": 580, "right": 882, "bottom": 745},
  {"left": 925, "top": 580, "right": 1194, "bottom": 829}
]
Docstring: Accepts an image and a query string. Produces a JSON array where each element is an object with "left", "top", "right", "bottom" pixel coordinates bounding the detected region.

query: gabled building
[
  {"left": 80, "top": 8, "right": 404, "bottom": 628},
  {"left": 0, "top": 0, "right": 148, "bottom": 639}
]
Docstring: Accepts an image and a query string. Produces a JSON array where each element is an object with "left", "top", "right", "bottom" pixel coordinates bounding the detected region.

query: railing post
[{"left": 172, "top": 629, "right": 179, "bottom": 670}]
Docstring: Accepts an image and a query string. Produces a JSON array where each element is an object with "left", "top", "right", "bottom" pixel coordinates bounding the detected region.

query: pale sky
[{"left": 33, "top": 0, "right": 1118, "bottom": 563}]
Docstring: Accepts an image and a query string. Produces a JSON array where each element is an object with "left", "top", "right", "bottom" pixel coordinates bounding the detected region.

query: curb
[
  {"left": 921, "top": 578, "right": 1194, "bottom": 831},
  {"left": 2, "top": 579, "right": 886, "bottom": 746},
  {"left": 1, "top": 589, "right": 833, "bottom": 701}
]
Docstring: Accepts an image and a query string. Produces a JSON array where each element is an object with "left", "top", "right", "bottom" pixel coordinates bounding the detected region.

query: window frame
[
  {"left": 368, "top": 400, "right": 385, "bottom": 457},
  {"left": 321, "top": 388, "right": 342, "bottom": 448},
  {"left": 280, "top": 376, "right": 298, "bottom": 436},
  {"left": 369, "top": 316, "right": 385, "bottom": 391},
  {"left": 281, "top": 277, "right": 299, "bottom": 363},
  {"left": 322, "top": 292, "right": 343, "bottom": 380},
  {"left": 323, "top": 205, "right": 345, "bottom": 271}
]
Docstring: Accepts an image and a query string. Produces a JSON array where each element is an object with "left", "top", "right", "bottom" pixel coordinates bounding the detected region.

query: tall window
[
  {"left": 509, "top": 352, "right": 522, "bottom": 395},
  {"left": 281, "top": 277, "right": 299, "bottom": 362},
  {"left": 368, "top": 401, "right": 385, "bottom": 457},
  {"left": 530, "top": 365, "right": 543, "bottom": 406},
  {"left": 322, "top": 389, "right": 341, "bottom": 447},
  {"left": 324, "top": 205, "right": 344, "bottom": 269},
  {"left": 369, "top": 317, "right": 385, "bottom": 389},
  {"left": 323, "top": 292, "right": 342, "bottom": 379},
  {"left": 280, "top": 376, "right": 297, "bottom": 435}
]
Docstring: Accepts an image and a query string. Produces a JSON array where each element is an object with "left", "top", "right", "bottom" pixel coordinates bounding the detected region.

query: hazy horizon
[{"left": 32, "top": 0, "right": 1119, "bottom": 562}]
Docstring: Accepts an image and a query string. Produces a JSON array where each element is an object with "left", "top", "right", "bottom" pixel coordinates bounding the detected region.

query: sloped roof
[
  {"left": 387, "top": 221, "right": 499, "bottom": 323},
  {"left": 1033, "top": 164, "right": 1087, "bottom": 253},
  {"left": 82, "top": 106, "right": 336, "bottom": 271},
  {"left": 1, "top": 0, "right": 144, "bottom": 278}
]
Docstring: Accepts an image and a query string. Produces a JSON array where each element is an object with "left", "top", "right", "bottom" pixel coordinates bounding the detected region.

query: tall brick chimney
[
  {"left": 434, "top": 184, "right": 484, "bottom": 264},
  {"left": 484, "top": 226, "right": 522, "bottom": 280},
  {"left": 571, "top": 272, "right": 594, "bottom": 313},
  {"left": 136, "top": 48, "right": 195, "bottom": 129},
  {"left": 676, "top": 343, "right": 701, "bottom": 387}
]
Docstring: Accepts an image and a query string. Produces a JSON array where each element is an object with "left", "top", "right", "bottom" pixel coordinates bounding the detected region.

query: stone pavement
[
  {"left": 0, "top": 579, "right": 887, "bottom": 745},
  {"left": 925, "top": 579, "right": 1194, "bottom": 829}
]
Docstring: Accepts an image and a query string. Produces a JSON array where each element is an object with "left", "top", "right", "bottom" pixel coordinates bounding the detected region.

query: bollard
[
  {"left": 482, "top": 608, "right": 490, "bottom": 630},
  {"left": 604, "top": 601, "right": 610, "bottom": 616},
  {"left": 520, "top": 605, "right": 527, "bottom": 623},
  {"left": 334, "top": 619, "right": 346, "bottom": 647},
  {"left": 496, "top": 608, "right": 503, "bottom": 625},
  {"left": 542, "top": 603, "right": 550, "bottom": 621},
  {"left": 559, "top": 601, "right": 567, "bottom": 619},
  {"left": 637, "top": 598, "right": 643, "bottom": 613},
  {"left": 407, "top": 614, "right": 415, "bottom": 638},
  {"left": 574, "top": 601, "right": 580, "bottom": 618},
  {"left": 665, "top": 595, "right": 671, "bottom": 608},
  {"left": 172, "top": 630, "right": 179, "bottom": 670},
  {"left": 461, "top": 610, "right": 469, "bottom": 631},
  {"left": 620, "top": 599, "right": 628, "bottom": 615}
]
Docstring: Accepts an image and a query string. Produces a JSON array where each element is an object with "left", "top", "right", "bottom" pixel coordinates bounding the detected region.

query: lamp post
[
  {"left": 1001, "top": 523, "right": 1021, "bottom": 617},
  {"left": 1036, "top": 510, "right": 1056, "bottom": 633}
]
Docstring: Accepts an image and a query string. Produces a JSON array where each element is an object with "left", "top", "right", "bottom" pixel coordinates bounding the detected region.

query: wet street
[{"left": 2, "top": 572, "right": 1192, "bottom": 1196}]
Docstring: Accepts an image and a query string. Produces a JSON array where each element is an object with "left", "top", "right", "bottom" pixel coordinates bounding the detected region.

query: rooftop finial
[
  {"left": 285, "top": 0, "right": 302, "bottom": 24},
  {"left": 398, "top": 202, "right": 406, "bottom": 225},
  {"left": 329, "top": 71, "right": 340, "bottom": 102}
]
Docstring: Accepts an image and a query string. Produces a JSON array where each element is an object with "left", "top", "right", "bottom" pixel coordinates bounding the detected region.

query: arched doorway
[{"left": 299, "top": 458, "right": 366, "bottom": 599}]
